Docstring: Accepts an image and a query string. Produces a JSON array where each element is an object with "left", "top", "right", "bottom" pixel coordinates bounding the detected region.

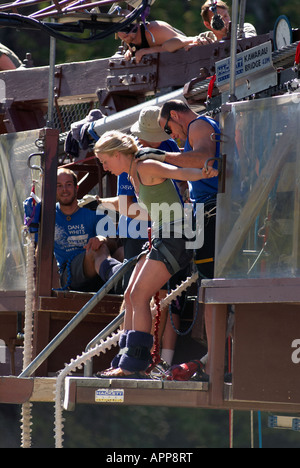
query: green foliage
[
  {"left": 0, "top": 0, "right": 299, "bottom": 66},
  {"left": 1, "top": 403, "right": 300, "bottom": 448}
]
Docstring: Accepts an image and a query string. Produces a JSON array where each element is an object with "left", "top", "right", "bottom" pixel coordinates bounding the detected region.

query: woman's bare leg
[{"left": 130, "top": 258, "right": 171, "bottom": 333}]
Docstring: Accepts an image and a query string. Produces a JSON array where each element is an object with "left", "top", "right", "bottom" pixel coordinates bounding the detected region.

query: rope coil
[
  {"left": 20, "top": 232, "right": 35, "bottom": 449},
  {"left": 54, "top": 331, "right": 121, "bottom": 448}
]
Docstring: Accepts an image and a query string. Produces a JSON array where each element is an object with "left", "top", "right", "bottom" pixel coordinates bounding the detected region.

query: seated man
[
  {"left": 55, "top": 168, "right": 122, "bottom": 292},
  {"left": 0, "top": 43, "right": 22, "bottom": 71}
]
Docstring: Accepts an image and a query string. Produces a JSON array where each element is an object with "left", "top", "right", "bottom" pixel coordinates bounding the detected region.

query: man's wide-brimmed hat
[{"left": 131, "top": 106, "right": 169, "bottom": 142}]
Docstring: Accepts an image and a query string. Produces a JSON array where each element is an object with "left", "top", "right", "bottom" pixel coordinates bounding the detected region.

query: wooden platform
[
  {"left": 200, "top": 278, "right": 300, "bottom": 304},
  {"left": 62, "top": 376, "right": 300, "bottom": 413},
  {"left": 63, "top": 377, "right": 209, "bottom": 411},
  {"left": 2, "top": 374, "right": 300, "bottom": 415}
]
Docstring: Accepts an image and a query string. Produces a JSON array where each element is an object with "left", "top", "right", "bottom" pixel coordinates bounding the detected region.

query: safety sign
[{"left": 95, "top": 388, "right": 125, "bottom": 403}]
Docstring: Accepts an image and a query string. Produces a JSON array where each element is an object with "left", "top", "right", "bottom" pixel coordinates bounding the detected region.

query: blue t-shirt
[
  {"left": 184, "top": 116, "right": 220, "bottom": 204},
  {"left": 117, "top": 172, "right": 149, "bottom": 239},
  {"left": 159, "top": 139, "right": 180, "bottom": 153},
  {"left": 54, "top": 204, "right": 104, "bottom": 268}
]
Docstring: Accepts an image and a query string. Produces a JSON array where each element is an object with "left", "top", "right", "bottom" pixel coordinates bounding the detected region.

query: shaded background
[{"left": 1, "top": 403, "right": 300, "bottom": 448}]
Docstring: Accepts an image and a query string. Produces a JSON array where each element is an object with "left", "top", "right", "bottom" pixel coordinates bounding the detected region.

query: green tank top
[{"left": 137, "top": 176, "right": 184, "bottom": 232}]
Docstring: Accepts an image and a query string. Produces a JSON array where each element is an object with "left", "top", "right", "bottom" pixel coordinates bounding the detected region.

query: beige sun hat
[{"left": 130, "top": 106, "right": 169, "bottom": 142}]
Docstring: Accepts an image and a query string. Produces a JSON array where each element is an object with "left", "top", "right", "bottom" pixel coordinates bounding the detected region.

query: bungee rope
[
  {"left": 146, "top": 228, "right": 162, "bottom": 372},
  {"left": 20, "top": 230, "right": 36, "bottom": 449},
  {"left": 295, "top": 42, "right": 300, "bottom": 67},
  {"left": 207, "top": 74, "right": 217, "bottom": 100},
  {"left": 20, "top": 177, "right": 41, "bottom": 449},
  {"left": 54, "top": 330, "right": 121, "bottom": 448},
  {"left": 147, "top": 290, "right": 162, "bottom": 372}
]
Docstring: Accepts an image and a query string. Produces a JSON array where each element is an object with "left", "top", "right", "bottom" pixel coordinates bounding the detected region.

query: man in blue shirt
[
  {"left": 157, "top": 100, "right": 220, "bottom": 279},
  {"left": 55, "top": 168, "right": 122, "bottom": 292},
  {"left": 137, "top": 100, "right": 221, "bottom": 378},
  {"left": 137, "top": 100, "right": 220, "bottom": 277}
]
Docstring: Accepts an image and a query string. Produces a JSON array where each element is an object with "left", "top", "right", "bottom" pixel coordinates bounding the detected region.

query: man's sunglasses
[
  {"left": 164, "top": 114, "right": 173, "bottom": 135},
  {"left": 120, "top": 23, "right": 139, "bottom": 34}
]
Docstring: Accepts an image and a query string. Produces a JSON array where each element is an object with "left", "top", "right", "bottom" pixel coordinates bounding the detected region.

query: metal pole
[
  {"left": 228, "top": 0, "right": 239, "bottom": 102},
  {"left": 18, "top": 256, "right": 138, "bottom": 378},
  {"left": 238, "top": 0, "right": 247, "bottom": 38},
  {"left": 46, "top": 34, "right": 56, "bottom": 127},
  {"left": 92, "top": 87, "right": 185, "bottom": 136}
]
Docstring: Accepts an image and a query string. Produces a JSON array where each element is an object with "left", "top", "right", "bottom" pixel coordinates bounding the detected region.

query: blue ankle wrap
[
  {"left": 111, "top": 330, "right": 128, "bottom": 368},
  {"left": 119, "top": 330, "right": 153, "bottom": 372}
]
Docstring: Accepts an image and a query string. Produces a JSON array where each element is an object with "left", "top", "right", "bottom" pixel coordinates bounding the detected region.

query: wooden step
[
  {"left": 39, "top": 292, "right": 123, "bottom": 316},
  {"left": 63, "top": 376, "right": 209, "bottom": 411}
]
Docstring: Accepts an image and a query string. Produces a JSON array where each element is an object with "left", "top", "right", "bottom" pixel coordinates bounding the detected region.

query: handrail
[
  {"left": 18, "top": 255, "right": 138, "bottom": 378},
  {"left": 84, "top": 310, "right": 125, "bottom": 376}
]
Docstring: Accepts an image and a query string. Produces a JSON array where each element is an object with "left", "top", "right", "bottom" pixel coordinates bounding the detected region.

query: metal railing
[
  {"left": 84, "top": 310, "right": 125, "bottom": 376},
  {"left": 18, "top": 255, "right": 138, "bottom": 378}
]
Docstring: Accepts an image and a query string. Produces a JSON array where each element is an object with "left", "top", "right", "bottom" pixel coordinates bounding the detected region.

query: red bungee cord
[
  {"left": 207, "top": 74, "right": 217, "bottom": 100},
  {"left": 150, "top": 291, "right": 162, "bottom": 370},
  {"left": 146, "top": 228, "right": 162, "bottom": 372},
  {"left": 31, "top": 182, "right": 36, "bottom": 206},
  {"left": 295, "top": 42, "right": 300, "bottom": 66},
  {"left": 166, "top": 360, "right": 204, "bottom": 381}
]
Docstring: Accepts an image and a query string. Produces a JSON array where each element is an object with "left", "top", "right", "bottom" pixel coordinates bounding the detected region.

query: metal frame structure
[
  {"left": 0, "top": 0, "right": 151, "bottom": 41},
  {"left": 0, "top": 0, "right": 300, "bottom": 448}
]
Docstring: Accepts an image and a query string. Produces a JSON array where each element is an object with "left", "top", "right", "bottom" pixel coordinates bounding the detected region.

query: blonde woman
[{"left": 94, "top": 130, "right": 217, "bottom": 378}]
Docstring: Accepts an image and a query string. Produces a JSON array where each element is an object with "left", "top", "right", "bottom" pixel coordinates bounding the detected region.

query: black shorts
[
  {"left": 143, "top": 235, "right": 193, "bottom": 276},
  {"left": 60, "top": 252, "right": 104, "bottom": 292},
  {"left": 194, "top": 200, "right": 216, "bottom": 280}
]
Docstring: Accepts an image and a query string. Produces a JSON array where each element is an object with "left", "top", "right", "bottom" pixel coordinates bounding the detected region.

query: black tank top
[{"left": 129, "top": 23, "right": 150, "bottom": 52}]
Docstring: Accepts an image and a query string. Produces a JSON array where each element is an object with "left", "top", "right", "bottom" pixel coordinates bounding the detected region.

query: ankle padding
[
  {"left": 119, "top": 330, "right": 153, "bottom": 372},
  {"left": 111, "top": 330, "right": 128, "bottom": 368}
]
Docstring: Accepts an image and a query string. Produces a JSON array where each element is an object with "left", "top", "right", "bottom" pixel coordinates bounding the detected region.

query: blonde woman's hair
[{"left": 94, "top": 130, "right": 139, "bottom": 157}]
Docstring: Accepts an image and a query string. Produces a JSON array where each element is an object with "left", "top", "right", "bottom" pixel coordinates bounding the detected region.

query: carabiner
[{"left": 27, "top": 152, "right": 44, "bottom": 174}]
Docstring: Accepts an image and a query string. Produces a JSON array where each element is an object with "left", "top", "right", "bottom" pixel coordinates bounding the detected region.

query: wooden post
[
  {"left": 32, "top": 127, "right": 59, "bottom": 376},
  {"left": 208, "top": 304, "right": 227, "bottom": 407}
]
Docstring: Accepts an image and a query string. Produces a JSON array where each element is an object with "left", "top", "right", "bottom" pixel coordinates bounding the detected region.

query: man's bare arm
[{"left": 165, "top": 119, "right": 218, "bottom": 168}]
